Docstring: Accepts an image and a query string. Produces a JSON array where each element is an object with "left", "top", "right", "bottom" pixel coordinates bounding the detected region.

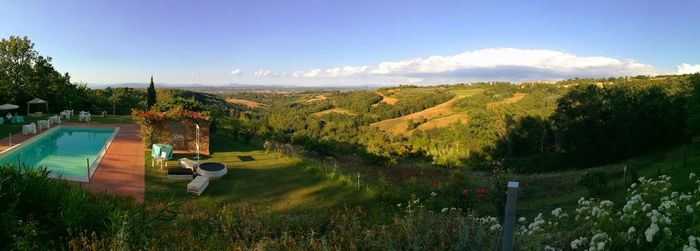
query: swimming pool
[{"left": 0, "top": 126, "right": 118, "bottom": 182}]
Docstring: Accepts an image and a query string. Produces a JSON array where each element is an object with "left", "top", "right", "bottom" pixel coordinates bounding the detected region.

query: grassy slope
[
  {"left": 515, "top": 142, "right": 700, "bottom": 216},
  {"left": 373, "top": 92, "right": 398, "bottom": 106},
  {"left": 225, "top": 98, "right": 268, "bottom": 108},
  {"left": 145, "top": 133, "right": 374, "bottom": 216},
  {"left": 370, "top": 88, "right": 483, "bottom": 135},
  {"left": 311, "top": 108, "right": 357, "bottom": 116}
]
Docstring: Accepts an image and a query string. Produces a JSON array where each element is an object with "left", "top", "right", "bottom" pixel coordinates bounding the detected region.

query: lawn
[
  {"left": 145, "top": 133, "right": 375, "bottom": 216},
  {"left": 515, "top": 142, "right": 700, "bottom": 216}
]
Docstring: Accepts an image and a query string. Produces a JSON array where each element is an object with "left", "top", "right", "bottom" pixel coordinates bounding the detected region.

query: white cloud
[
  {"left": 230, "top": 69, "right": 242, "bottom": 75},
  {"left": 285, "top": 48, "right": 658, "bottom": 83},
  {"left": 254, "top": 69, "right": 272, "bottom": 77},
  {"left": 677, "top": 63, "right": 700, "bottom": 74}
]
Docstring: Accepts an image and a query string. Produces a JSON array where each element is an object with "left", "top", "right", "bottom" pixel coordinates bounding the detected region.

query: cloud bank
[
  {"left": 677, "top": 63, "right": 700, "bottom": 74},
  {"left": 254, "top": 48, "right": 659, "bottom": 84},
  {"left": 230, "top": 69, "right": 241, "bottom": 75}
]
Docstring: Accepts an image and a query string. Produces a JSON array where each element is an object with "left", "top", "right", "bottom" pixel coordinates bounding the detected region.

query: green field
[{"left": 146, "top": 133, "right": 375, "bottom": 216}]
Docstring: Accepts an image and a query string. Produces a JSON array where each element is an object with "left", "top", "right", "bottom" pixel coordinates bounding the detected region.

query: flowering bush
[
  {"left": 515, "top": 173, "right": 700, "bottom": 250},
  {"left": 132, "top": 107, "right": 209, "bottom": 146}
]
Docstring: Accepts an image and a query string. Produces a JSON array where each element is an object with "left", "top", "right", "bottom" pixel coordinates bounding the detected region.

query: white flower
[
  {"left": 690, "top": 172, "right": 697, "bottom": 180},
  {"left": 519, "top": 217, "right": 526, "bottom": 222},
  {"left": 430, "top": 192, "right": 437, "bottom": 197},
  {"left": 551, "top": 208, "right": 563, "bottom": 217},
  {"left": 441, "top": 208, "right": 448, "bottom": 213},
  {"left": 688, "top": 205, "right": 694, "bottom": 213},
  {"left": 570, "top": 237, "right": 585, "bottom": 249},
  {"left": 397, "top": 203, "right": 402, "bottom": 207},
  {"left": 489, "top": 223, "right": 501, "bottom": 231},
  {"left": 645, "top": 223, "right": 659, "bottom": 242},
  {"left": 628, "top": 226, "right": 636, "bottom": 235},
  {"left": 600, "top": 200, "right": 614, "bottom": 207},
  {"left": 690, "top": 236, "right": 697, "bottom": 247},
  {"left": 683, "top": 245, "right": 698, "bottom": 251}
]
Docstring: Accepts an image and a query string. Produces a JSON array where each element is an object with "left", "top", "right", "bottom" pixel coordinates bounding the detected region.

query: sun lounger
[
  {"left": 187, "top": 176, "right": 209, "bottom": 195},
  {"left": 167, "top": 167, "right": 194, "bottom": 180},
  {"left": 178, "top": 158, "right": 200, "bottom": 170}
]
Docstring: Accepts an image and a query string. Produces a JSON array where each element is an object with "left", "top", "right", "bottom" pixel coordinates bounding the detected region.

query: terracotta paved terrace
[{"left": 0, "top": 122, "right": 145, "bottom": 202}]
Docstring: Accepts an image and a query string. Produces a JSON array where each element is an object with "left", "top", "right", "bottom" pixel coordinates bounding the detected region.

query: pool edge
[{"left": 0, "top": 125, "right": 119, "bottom": 183}]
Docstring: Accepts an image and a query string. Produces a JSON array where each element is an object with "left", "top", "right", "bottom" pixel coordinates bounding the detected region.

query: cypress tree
[{"left": 147, "top": 75, "right": 157, "bottom": 108}]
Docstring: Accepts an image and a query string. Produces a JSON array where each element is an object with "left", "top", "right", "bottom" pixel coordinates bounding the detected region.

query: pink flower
[
  {"left": 463, "top": 188, "right": 470, "bottom": 196},
  {"left": 475, "top": 188, "right": 487, "bottom": 200}
]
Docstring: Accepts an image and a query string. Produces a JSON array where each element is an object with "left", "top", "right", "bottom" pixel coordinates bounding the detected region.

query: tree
[
  {"left": 687, "top": 74, "right": 700, "bottom": 137},
  {"left": 147, "top": 75, "right": 156, "bottom": 108}
]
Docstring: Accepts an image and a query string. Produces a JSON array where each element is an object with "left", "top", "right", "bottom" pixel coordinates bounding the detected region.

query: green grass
[
  {"left": 145, "top": 133, "right": 375, "bottom": 216},
  {"left": 515, "top": 142, "right": 700, "bottom": 216}
]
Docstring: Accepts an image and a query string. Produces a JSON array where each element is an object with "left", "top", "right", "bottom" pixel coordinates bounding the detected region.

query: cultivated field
[
  {"left": 371, "top": 89, "right": 482, "bottom": 135},
  {"left": 304, "top": 95, "right": 329, "bottom": 103},
  {"left": 226, "top": 98, "right": 268, "bottom": 108},
  {"left": 311, "top": 108, "right": 357, "bottom": 116},
  {"left": 486, "top": 92, "right": 527, "bottom": 108},
  {"left": 372, "top": 92, "right": 398, "bottom": 106}
]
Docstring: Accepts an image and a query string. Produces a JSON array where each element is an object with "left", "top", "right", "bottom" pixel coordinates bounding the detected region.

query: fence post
[
  {"left": 86, "top": 158, "right": 90, "bottom": 183},
  {"left": 8, "top": 133, "right": 11, "bottom": 146},
  {"left": 502, "top": 181, "right": 519, "bottom": 251}
]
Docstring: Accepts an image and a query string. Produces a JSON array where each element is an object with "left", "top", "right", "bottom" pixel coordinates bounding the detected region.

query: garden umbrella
[{"left": 0, "top": 103, "right": 19, "bottom": 110}]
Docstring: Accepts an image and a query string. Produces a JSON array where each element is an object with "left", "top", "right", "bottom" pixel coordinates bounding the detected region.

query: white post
[
  {"left": 502, "top": 181, "right": 519, "bottom": 251},
  {"left": 195, "top": 124, "right": 200, "bottom": 162}
]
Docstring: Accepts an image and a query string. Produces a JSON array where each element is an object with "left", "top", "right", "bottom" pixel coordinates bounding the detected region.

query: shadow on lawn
[{"left": 144, "top": 135, "right": 373, "bottom": 213}]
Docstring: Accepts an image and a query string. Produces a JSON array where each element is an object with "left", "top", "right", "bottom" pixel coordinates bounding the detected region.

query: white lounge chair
[
  {"left": 178, "top": 158, "right": 200, "bottom": 170},
  {"left": 187, "top": 176, "right": 208, "bottom": 195}
]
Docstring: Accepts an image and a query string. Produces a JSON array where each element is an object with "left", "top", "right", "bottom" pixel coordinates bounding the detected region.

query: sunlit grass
[{"left": 144, "top": 133, "right": 375, "bottom": 216}]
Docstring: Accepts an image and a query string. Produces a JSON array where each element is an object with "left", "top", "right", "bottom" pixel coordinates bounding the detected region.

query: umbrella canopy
[{"left": 0, "top": 103, "right": 19, "bottom": 110}]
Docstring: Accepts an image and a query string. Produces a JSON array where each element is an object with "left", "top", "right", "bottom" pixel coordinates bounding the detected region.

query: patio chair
[{"left": 153, "top": 151, "right": 170, "bottom": 169}]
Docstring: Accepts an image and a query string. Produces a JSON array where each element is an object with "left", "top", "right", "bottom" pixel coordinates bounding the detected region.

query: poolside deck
[{"left": 0, "top": 122, "right": 145, "bottom": 203}]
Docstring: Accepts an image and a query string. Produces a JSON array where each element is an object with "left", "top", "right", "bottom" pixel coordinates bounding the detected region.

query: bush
[
  {"left": 578, "top": 171, "right": 608, "bottom": 196},
  {"left": 517, "top": 174, "right": 700, "bottom": 250},
  {"left": 0, "top": 164, "right": 142, "bottom": 250}
]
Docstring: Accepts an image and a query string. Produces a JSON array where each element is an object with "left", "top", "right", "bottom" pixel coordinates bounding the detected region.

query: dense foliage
[
  {"left": 0, "top": 165, "right": 141, "bottom": 250},
  {"left": 224, "top": 75, "right": 698, "bottom": 173}
]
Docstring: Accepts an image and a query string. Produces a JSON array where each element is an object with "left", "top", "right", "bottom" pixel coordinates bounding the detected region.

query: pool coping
[{"left": 0, "top": 125, "right": 120, "bottom": 182}]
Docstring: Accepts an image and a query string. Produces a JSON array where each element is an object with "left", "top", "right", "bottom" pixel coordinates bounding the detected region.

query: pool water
[{"left": 0, "top": 126, "right": 117, "bottom": 182}]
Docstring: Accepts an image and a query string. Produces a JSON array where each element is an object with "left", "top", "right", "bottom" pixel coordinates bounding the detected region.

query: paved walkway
[
  {"left": 80, "top": 123, "right": 145, "bottom": 202},
  {"left": 0, "top": 122, "right": 145, "bottom": 202}
]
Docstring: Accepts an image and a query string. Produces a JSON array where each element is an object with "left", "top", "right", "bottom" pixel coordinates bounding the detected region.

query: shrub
[
  {"left": 578, "top": 171, "right": 608, "bottom": 196},
  {"left": 0, "top": 164, "right": 142, "bottom": 250}
]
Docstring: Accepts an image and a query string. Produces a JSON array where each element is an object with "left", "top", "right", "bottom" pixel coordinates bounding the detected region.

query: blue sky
[{"left": 1, "top": 0, "right": 699, "bottom": 86}]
